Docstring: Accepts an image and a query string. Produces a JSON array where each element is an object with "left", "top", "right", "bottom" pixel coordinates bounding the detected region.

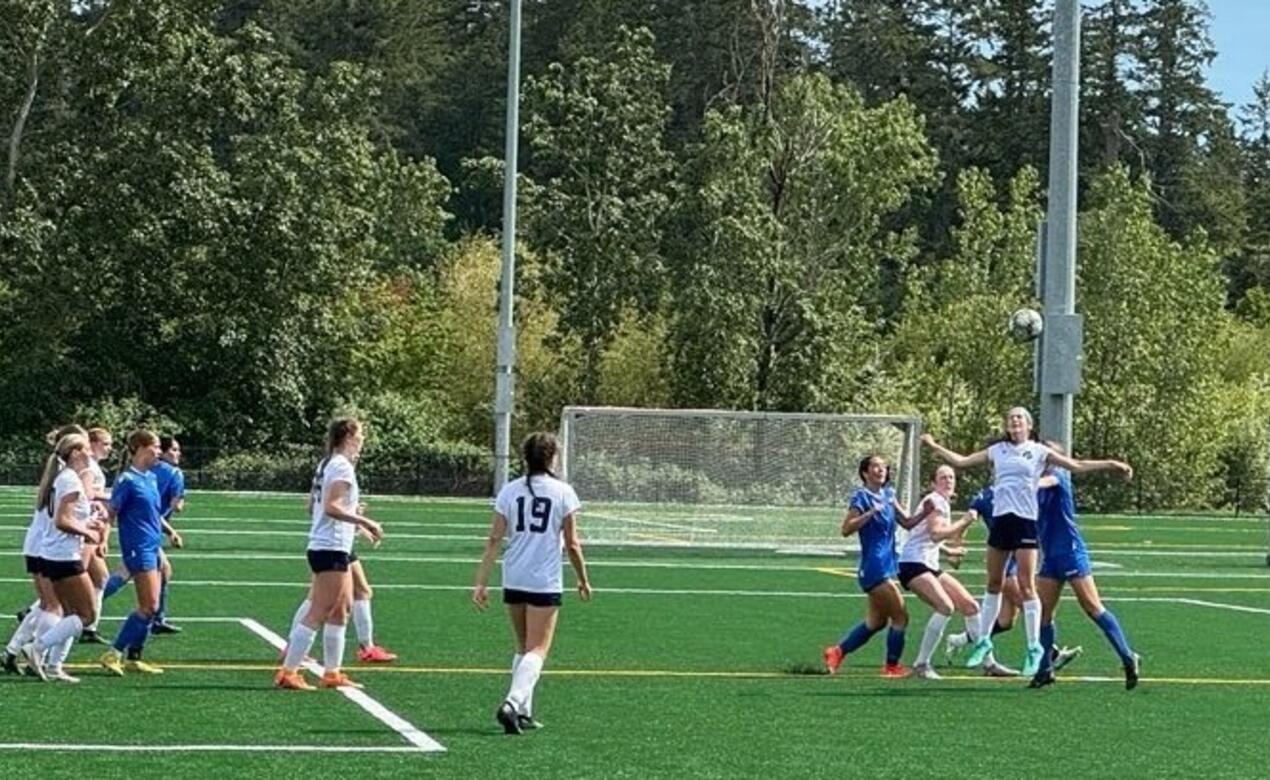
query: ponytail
[
  {"left": 35, "top": 433, "right": 90, "bottom": 514},
  {"left": 520, "top": 432, "right": 560, "bottom": 499}
]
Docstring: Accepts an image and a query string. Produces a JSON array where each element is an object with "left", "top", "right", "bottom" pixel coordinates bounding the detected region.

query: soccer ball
[{"left": 1008, "top": 308, "right": 1043, "bottom": 342}]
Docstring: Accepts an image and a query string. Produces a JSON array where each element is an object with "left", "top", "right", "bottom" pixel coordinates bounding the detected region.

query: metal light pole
[
  {"left": 493, "top": 0, "right": 523, "bottom": 493},
  {"left": 1038, "top": 0, "right": 1083, "bottom": 451}
]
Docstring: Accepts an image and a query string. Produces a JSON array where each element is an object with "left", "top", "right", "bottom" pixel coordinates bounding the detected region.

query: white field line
[
  {"left": 1171, "top": 598, "right": 1270, "bottom": 616},
  {"left": 0, "top": 525, "right": 487, "bottom": 542},
  {"left": 585, "top": 511, "right": 720, "bottom": 534},
  {"left": 238, "top": 618, "right": 444, "bottom": 754},
  {"left": 0, "top": 743, "right": 428, "bottom": 754}
]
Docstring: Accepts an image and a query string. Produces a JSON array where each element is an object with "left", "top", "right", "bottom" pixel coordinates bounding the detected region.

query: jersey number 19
[{"left": 515, "top": 496, "right": 552, "bottom": 534}]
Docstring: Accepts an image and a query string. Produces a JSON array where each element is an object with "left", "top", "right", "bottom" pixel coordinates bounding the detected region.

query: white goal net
[{"left": 560, "top": 406, "right": 922, "bottom": 551}]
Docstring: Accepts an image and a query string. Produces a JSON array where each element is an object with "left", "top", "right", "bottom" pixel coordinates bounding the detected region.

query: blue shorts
[
  {"left": 1040, "top": 551, "right": 1092, "bottom": 581},
  {"left": 858, "top": 568, "right": 897, "bottom": 593},
  {"left": 121, "top": 547, "right": 160, "bottom": 575},
  {"left": 987, "top": 513, "right": 1039, "bottom": 551}
]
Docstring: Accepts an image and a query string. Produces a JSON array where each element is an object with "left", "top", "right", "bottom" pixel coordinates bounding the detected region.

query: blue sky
[{"left": 1207, "top": 0, "right": 1266, "bottom": 118}]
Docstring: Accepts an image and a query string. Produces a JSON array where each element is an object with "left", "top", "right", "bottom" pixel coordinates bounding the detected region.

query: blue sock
[
  {"left": 885, "top": 627, "right": 906, "bottom": 665},
  {"left": 837, "top": 622, "right": 881, "bottom": 655},
  {"left": 1038, "top": 622, "right": 1056, "bottom": 674},
  {"left": 155, "top": 576, "right": 169, "bottom": 624},
  {"left": 1093, "top": 610, "right": 1134, "bottom": 665},
  {"left": 102, "top": 573, "right": 127, "bottom": 601},
  {"left": 111, "top": 611, "right": 153, "bottom": 654}
]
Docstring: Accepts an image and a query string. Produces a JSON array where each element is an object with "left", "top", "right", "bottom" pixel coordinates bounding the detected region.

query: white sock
[
  {"left": 506, "top": 652, "right": 543, "bottom": 713},
  {"left": 50, "top": 634, "right": 75, "bottom": 669},
  {"left": 352, "top": 599, "right": 373, "bottom": 647},
  {"left": 89, "top": 583, "right": 105, "bottom": 631},
  {"left": 284, "top": 623, "right": 317, "bottom": 671},
  {"left": 915, "top": 613, "right": 950, "bottom": 667},
  {"left": 979, "top": 592, "right": 1002, "bottom": 640},
  {"left": 290, "top": 598, "right": 312, "bottom": 638},
  {"left": 1023, "top": 598, "right": 1042, "bottom": 647},
  {"left": 511, "top": 653, "right": 534, "bottom": 715},
  {"left": 322, "top": 623, "right": 347, "bottom": 674},
  {"left": 964, "top": 613, "right": 981, "bottom": 642},
  {"left": 6, "top": 606, "right": 42, "bottom": 654},
  {"left": 36, "top": 614, "right": 82, "bottom": 654}
]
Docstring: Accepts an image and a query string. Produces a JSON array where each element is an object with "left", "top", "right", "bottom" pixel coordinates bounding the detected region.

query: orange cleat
[
  {"left": 357, "top": 644, "right": 398, "bottom": 663},
  {"left": 823, "top": 645, "right": 845, "bottom": 675},
  {"left": 881, "top": 663, "right": 910, "bottom": 679},
  {"left": 320, "top": 670, "right": 364, "bottom": 689},
  {"left": 274, "top": 669, "right": 315, "bottom": 691}
]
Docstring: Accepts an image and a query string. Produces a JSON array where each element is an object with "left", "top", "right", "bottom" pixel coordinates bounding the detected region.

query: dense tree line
[{"left": 1, "top": 0, "right": 1267, "bottom": 509}]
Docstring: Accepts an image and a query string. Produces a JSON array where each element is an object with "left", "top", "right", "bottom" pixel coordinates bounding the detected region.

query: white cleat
[
  {"left": 47, "top": 667, "right": 80, "bottom": 684},
  {"left": 19, "top": 642, "right": 47, "bottom": 682},
  {"left": 983, "top": 660, "right": 1020, "bottom": 678},
  {"left": 943, "top": 633, "right": 968, "bottom": 665},
  {"left": 1053, "top": 645, "right": 1083, "bottom": 672},
  {"left": 911, "top": 663, "right": 942, "bottom": 680}
]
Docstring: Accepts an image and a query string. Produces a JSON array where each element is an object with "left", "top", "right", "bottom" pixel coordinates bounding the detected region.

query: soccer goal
[{"left": 559, "top": 406, "right": 922, "bottom": 551}]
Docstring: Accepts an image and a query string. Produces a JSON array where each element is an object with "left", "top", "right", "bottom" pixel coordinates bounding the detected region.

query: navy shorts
[
  {"left": 502, "top": 589, "right": 562, "bottom": 608},
  {"left": 41, "top": 559, "right": 85, "bottom": 582},
  {"left": 307, "top": 549, "right": 352, "bottom": 574},
  {"left": 348, "top": 551, "right": 359, "bottom": 565},
  {"left": 987, "top": 513, "right": 1039, "bottom": 551},
  {"left": 898, "top": 562, "right": 941, "bottom": 590},
  {"left": 25, "top": 555, "right": 43, "bottom": 575}
]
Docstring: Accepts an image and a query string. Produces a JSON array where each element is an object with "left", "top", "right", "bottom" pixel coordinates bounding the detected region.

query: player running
[
  {"left": 922, "top": 407, "right": 1132, "bottom": 676},
  {"left": 473, "top": 432, "right": 591, "bottom": 735},
  {"left": 1029, "top": 442, "right": 1141, "bottom": 690},
  {"left": 822, "top": 455, "right": 935, "bottom": 679}
]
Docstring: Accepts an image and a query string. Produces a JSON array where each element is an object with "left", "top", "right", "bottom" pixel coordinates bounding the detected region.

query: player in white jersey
[
  {"left": 922, "top": 407, "right": 1131, "bottom": 676},
  {"left": 473, "top": 432, "right": 591, "bottom": 735},
  {"left": 22, "top": 433, "right": 107, "bottom": 682},
  {"left": 276, "top": 418, "right": 384, "bottom": 691},
  {"left": 4, "top": 425, "right": 86, "bottom": 676},
  {"left": 79, "top": 427, "right": 114, "bottom": 644},
  {"left": 897, "top": 466, "right": 982, "bottom": 679}
]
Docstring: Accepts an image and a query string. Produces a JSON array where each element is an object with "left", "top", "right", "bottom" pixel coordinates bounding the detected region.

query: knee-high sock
[
  {"left": 979, "top": 592, "right": 1002, "bottom": 639},
  {"left": 511, "top": 653, "right": 534, "bottom": 715},
  {"left": 102, "top": 572, "right": 127, "bottom": 600},
  {"left": 506, "top": 652, "right": 543, "bottom": 712},
  {"left": 6, "top": 606, "right": 43, "bottom": 654},
  {"left": 111, "top": 611, "right": 152, "bottom": 654},
  {"left": 837, "top": 622, "right": 881, "bottom": 654},
  {"left": 1023, "top": 598, "right": 1041, "bottom": 647},
  {"left": 915, "top": 613, "right": 950, "bottom": 667},
  {"left": 322, "top": 623, "right": 347, "bottom": 674},
  {"left": 352, "top": 599, "right": 373, "bottom": 647},
  {"left": 283, "top": 623, "right": 317, "bottom": 671},
  {"left": 1038, "top": 622, "right": 1057, "bottom": 675},
  {"left": 1093, "top": 610, "right": 1134, "bottom": 665},
  {"left": 49, "top": 634, "right": 76, "bottom": 669},
  {"left": 290, "top": 598, "right": 312, "bottom": 638},
  {"left": 964, "top": 613, "right": 981, "bottom": 642},
  {"left": 885, "top": 627, "right": 906, "bottom": 665},
  {"left": 36, "top": 614, "right": 83, "bottom": 652}
]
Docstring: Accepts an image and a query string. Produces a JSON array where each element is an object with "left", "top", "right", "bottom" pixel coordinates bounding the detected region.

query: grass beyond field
[{"left": 2, "top": 487, "right": 1268, "bottom": 779}]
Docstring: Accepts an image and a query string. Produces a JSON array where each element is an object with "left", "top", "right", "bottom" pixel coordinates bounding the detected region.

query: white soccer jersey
[
  {"left": 308, "top": 454, "right": 360, "bottom": 553},
  {"left": 21, "top": 507, "right": 49, "bottom": 558},
  {"left": 86, "top": 458, "right": 107, "bottom": 497},
  {"left": 988, "top": 440, "right": 1052, "bottom": 520},
  {"left": 899, "top": 492, "right": 949, "bottom": 570},
  {"left": 40, "top": 469, "right": 93, "bottom": 562},
  {"left": 495, "top": 475, "right": 581, "bottom": 594}
]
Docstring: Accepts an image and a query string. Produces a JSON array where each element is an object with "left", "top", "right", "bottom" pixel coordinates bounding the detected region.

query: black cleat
[
  {"left": 517, "top": 714, "right": 544, "bottom": 731},
  {"left": 79, "top": 629, "right": 107, "bottom": 645},
  {"left": 1124, "top": 653, "right": 1141, "bottom": 691},
  {"left": 496, "top": 702, "right": 523, "bottom": 735},
  {"left": 2, "top": 652, "right": 19, "bottom": 675},
  {"left": 150, "top": 621, "right": 182, "bottom": 636},
  {"left": 1028, "top": 669, "right": 1056, "bottom": 689}
]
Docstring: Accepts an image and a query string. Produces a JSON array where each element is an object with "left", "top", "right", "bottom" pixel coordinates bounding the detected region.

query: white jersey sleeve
[
  {"left": 40, "top": 469, "right": 93, "bottom": 561},
  {"left": 21, "top": 508, "right": 49, "bottom": 557},
  {"left": 308, "top": 454, "right": 360, "bottom": 553},
  {"left": 899, "top": 492, "right": 948, "bottom": 570},
  {"left": 497, "top": 475, "right": 582, "bottom": 594},
  {"left": 988, "top": 441, "right": 1052, "bottom": 520}
]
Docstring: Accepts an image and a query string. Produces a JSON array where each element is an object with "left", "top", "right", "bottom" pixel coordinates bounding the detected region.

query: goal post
[{"left": 559, "top": 406, "right": 922, "bottom": 551}]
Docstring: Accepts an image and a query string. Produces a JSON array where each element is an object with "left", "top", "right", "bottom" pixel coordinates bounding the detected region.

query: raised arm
[
  {"left": 841, "top": 505, "right": 878, "bottom": 537},
  {"left": 1046, "top": 450, "right": 1133, "bottom": 480},
  {"left": 921, "top": 434, "right": 990, "bottom": 471},
  {"left": 930, "top": 507, "right": 978, "bottom": 543}
]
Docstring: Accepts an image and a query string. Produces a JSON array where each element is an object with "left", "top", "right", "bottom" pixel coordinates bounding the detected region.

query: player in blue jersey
[
  {"left": 1029, "top": 442, "right": 1141, "bottom": 690},
  {"left": 823, "top": 454, "right": 936, "bottom": 678},
  {"left": 923, "top": 409, "right": 1132, "bottom": 676},
  {"left": 98, "top": 430, "right": 173, "bottom": 676}
]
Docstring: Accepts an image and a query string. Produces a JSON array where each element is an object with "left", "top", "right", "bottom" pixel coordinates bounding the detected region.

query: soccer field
[{"left": 2, "top": 487, "right": 1268, "bottom": 779}]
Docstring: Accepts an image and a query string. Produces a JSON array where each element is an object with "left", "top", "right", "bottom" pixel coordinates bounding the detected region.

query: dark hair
[
  {"left": 857, "top": 454, "right": 886, "bottom": 483},
  {"left": 46, "top": 424, "right": 86, "bottom": 447},
  {"left": 160, "top": 435, "right": 179, "bottom": 453},
  {"left": 522, "top": 432, "right": 560, "bottom": 499},
  {"left": 325, "top": 417, "right": 362, "bottom": 455}
]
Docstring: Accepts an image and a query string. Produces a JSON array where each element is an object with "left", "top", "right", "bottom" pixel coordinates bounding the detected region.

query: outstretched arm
[
  {"left": 921, "top": 434, "right": 990, "bottom": 471},
  {"left": 1047, "top": 451, "right": 1133, "bottom": 480}
]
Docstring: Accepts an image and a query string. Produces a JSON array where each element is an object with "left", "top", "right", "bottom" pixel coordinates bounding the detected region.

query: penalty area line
[
  {"left": 0, "top": 743, "right": 427, "bottom": 754},
  {"left": 238, "top": 619, "right": 445, "bottom": 754}
]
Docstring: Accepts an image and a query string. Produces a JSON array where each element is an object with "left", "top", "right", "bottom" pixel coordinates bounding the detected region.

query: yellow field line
[
  {"left": 814, "top": 567, "right": 855, "bottom": 579},
  {"left": 56, "top": 661, "right": 1270, "bottom": 686}
]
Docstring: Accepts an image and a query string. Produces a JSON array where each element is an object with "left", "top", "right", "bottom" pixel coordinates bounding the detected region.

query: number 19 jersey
[{"left": 494, "top": 475, "right": 582, "bottom": 594}]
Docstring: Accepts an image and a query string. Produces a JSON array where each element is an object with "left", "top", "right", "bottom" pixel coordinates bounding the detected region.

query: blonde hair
[{"left": 36, "top": 433, "right": 90, "bottom": 514}]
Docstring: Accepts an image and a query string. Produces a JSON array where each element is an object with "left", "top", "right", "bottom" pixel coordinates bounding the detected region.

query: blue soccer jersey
[
  {"left": 1038, "top": 469, "right": 1087, "bottom": 559},
  {"left": 849, "top": 486, "right": 898, "bottom": 590},
  {"left": 969, "top": 487, "right": 1019, "bottom": 577},
  {"left": 153, "top": 459, "right": 186, "bottom": 520},
  {"left": 111, "top": 467, "right": 163, "bottom": 553}
]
